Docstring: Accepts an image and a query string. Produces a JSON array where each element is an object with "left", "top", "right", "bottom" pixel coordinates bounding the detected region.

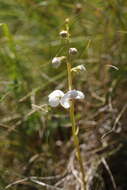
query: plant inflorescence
[{"left": 48, "top": 18, "right": 86, "bottom": 190}]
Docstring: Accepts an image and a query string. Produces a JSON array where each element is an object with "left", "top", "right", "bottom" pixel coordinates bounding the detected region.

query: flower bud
[
  {"left": 52, "top": 57, "right": 61, "bottom": 67},
  {"left": 65, "top": 18, "right": 70, "bottom": 24},
  {"left": 69, "top": 48, "right": 78, "bottom": 55},
  {"left": 75, "top": 3, "right": 82, "bottom": 14},
  {"left": 59, "top": 30, "right": 68, "bottom": 38},
  {"left": 52, "top": 56, "right": 66, "bottom": 68}
]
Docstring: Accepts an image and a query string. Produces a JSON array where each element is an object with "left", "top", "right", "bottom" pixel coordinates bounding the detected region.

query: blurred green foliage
[{"left": 0, "top": 0, "right": 127, "bottom": 189}]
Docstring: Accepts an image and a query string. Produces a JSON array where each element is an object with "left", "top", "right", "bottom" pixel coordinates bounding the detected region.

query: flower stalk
[
  {"left": 64, "top": 19, "right": 86, "bottom": 189},
  {"left": 66, "top": 59, "right": 86, "bottom": 190},
  {"left": 67, "top": 62, "right": 72, "bottom": 90}
]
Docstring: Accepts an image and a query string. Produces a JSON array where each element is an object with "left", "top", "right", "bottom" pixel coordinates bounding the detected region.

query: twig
[
  {"left": 102, "top": 158, "right": 117, "bottom": 190},
  {"left": 69, "top": 151, "right": 82, "bottom": 185},
  {"left": 5, "top": 178, "right": 28, "bottom": 189},
  {"left": 30, "top": 178, "right": 62, "bottom": 190},
  {"left": 5, "top": 174, "right": 66, "bottom": 190},
  {"left": 102, "top": 103, "right": 127, "bottom": 139}
]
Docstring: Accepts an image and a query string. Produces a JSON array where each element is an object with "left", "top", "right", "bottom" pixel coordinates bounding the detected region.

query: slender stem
[
  {"left": 67, "top": 62, "right": 72, "bottom": 90},
  {"left": 65, "top": 18, "right": 86, "bottom": 189},
  {"left": 66, "top": 61, "right": 86, "bottom": 190}
]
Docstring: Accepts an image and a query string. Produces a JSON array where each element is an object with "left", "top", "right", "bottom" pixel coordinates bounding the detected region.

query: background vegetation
[{"left": 0, "top": 0, "right": 127, "bottom": 189}]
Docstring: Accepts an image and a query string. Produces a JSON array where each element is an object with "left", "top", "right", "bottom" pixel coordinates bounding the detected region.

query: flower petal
[
  {"left": 48, "top": 90, "right": 64, "bottom": 99},
  {"left": 60, "top": 90, "right": 85, "bottom": 109},
  {"left": 60, "top": 96, "right": 70, "bottom": 109},
  {"left": 60, "top": 90, "right": 77, "bottom": 109},
  {"left": 71, "top": 65, "right": 86, "bottom": 73},
  {"left": 67, "top": 90, "right": 78, "bottom": 98},
  {"left": 49, "top": 97, "right": 60, "bottom": 107},
  {"left": 48, "top": 90, "right": 64, "bottom": 108},
  {"left": 76, "top": 91, "right": 85, "bottom": 99}
]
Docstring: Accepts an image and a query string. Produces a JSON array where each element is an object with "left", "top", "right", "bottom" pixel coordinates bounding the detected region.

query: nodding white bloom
[
  {"left": 52, "top": 56, "right": 66, "bottom": 68},
  {"left": 48, "top": 90, "right": 85, "bottom": 109},
  {"left": 59, "top": 30, "right": 68, "bottom": 38},
  {"left": 48, "top": 90, "right": 64, "bottom": 107},
  {"left": 71, "top": 65, "right": 86, "bottom": 73},
  {"left": 52, "top": 57, "right": 61, "bottom": 68},
  {"left": 60, "top": 90, "right": 85, "bottom": 109},
  {"left": 69, "top": 48, "right": 78, "bottom": 55}
]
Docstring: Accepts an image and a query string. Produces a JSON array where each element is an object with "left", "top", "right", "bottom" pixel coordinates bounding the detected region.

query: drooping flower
[
  {"left": 48, "top": 90, "right": 64, "bottom": 107},
  {"left": 71, "top": 65, "right": 86, "bottom": 73},
  {"left": 60, "top": 90, "right": 85, "bottom": 109},
  {"left": 52, "top": 57, "right": 61, "bottom": 67},
  {"left": 48, "top": 90, "right": 85, "bottom": 109},
  {"left": 52, "top": 56, "right": 66, "bottom": 68}
]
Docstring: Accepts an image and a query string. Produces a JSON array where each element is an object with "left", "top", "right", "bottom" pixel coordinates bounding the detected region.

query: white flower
[
  {"left": 69, "top": 48, "right": 78, "bottom": 55},
  {"left": 59, "top": 30, "right": 68, "bottom": 38},
  {"left": 52, "top": 56, "right": 66, "bottom": 68},
  {"left": 60, "top": 90, "right": 85, "bottom": 109},
  {"left": 48, "top": 89, "right": 85, "bottom": 109},
  {"left": 48, "top": 90, "right": 64, "bottom": 107},
  {"left": 52, "top": 57, "right": 61, "bottom": 68},
  {"left": 71, "top": 65, "right": 86, "bottom": 73}
]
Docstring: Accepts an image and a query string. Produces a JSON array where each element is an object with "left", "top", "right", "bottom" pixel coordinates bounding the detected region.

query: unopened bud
[
  {"left": 69, "top": 48, "right": 78, "bottom": 55},
  {"left": 75, "top": 3, "right": 82, "bottom": 14},
  {"left": 65, "top": 18, "right": 70, "bottom": 24},
  {"left": 59, "top": 30, "right": 68, "bottom": 38},
  {"left": 52, "top": 56, "right": 66, "bottom": 68},
  {"left": 52, "top": 57, "right": 60, "bottom": 67}
]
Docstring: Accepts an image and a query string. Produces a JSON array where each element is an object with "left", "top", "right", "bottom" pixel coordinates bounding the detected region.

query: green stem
[
  {"left": 67, "top": 61, "right": 86, "bottom": 190},
  {"left": 65, "top": 18, "right": 86, "bottom": 189},
  {"left": 67, "top": 62, "right": 72, "bottom": 90}
]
